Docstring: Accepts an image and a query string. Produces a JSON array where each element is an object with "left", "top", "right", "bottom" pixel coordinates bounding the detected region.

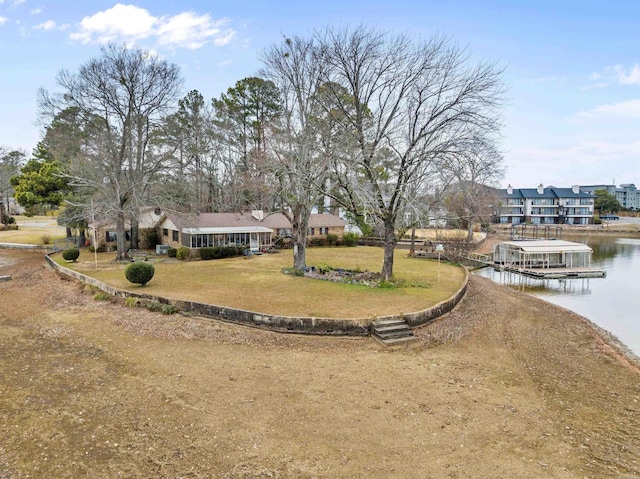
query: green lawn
[{"left": 59, "top": 246, "right": 466, "bottom": 319}]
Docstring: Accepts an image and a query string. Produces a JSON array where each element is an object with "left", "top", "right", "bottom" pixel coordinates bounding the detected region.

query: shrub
[
  {"left": 143, "top": 300, "right": 177, "bottom": 315},
  {"left": 125, "top": 262, "right": 155, "bottom": 286},
  {"left": 176, "top": 247, "right": 189, "bottom": 260},
  {"left": 326, "top": 233, "right": 339, "bottom": 246},
  {"left": 93, "top": 292, "right": 111, "bottom": 301},
  {"left": 145, "top": 230, "right": 159, "bottom": 249},
  {"left": 200, "top": 246, "right": 244, "bottom": 260},
  {"left": 41, "top": 234, "right": 51, "bottom": 244},
  {"left": 124, "top": 297, "right": 139, "bottom": 308},
  {"left": 5, "top": 216, "right": 15, "bottom": 225},
  {"left": 317, "top": 262, "right": 331, "bottom": 274},
  {"left": 309, "top": 236, "right": 326, "bottom": 247},
  {"left": 87, "top": 244, "right": 95, "bottom": 253},
  {"left": 62, "top": 248, "right": 80, "bottom": 262},
  {"left": 342, "top": 232, "right": 359, "bottom": 247},
  {"left": 167, "top": 247, "right": 177, "bottom": 257}
]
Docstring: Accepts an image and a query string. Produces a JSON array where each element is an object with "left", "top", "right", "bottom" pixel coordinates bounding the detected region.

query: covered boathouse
[{"left": 493, "top": 239, "right": 605, "bottom": 278}]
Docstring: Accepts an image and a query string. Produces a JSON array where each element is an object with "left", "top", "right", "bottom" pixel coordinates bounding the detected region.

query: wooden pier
[{"left": 493, "top": 264, "right": 606, "bottom": 279}]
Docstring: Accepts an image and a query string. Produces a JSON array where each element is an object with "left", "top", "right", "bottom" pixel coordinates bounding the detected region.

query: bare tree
[
  {"left": 318, "top": 26, "right": 504, "bottom": 280},
  {"left": 261, "top": 36, "right": 329, "bottom": 272},
  {"left": 442, "top": 135, "right": 504, "bottom": 239},
  {"left": 39, "top": 44, "right": 182, "bottom": 260}
]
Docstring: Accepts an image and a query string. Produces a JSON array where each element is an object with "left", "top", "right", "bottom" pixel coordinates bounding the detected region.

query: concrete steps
[{"left": 371, "top": 318, "right": 418, "bottom": 346}]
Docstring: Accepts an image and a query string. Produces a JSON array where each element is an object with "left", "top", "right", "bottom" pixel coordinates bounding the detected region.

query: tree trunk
[
  {"left": 292, "top": 218, "right": 308, "bottom": 273},
  {"left": 77, "top": 229, "right": 86, "bottom": 248},
  {"left": 290, "top": 205, "right": 310, "bottom": 273},
  {"left": 467, "top": 220, "right": 474, "bottom": 241},
  {"left": 131, "top": 217, "right": 139, "bottom": 250},
  {"left": 115, "top": 210, "right": 127, "bottom": 262},
  {"left": 381, "top": 217, "right": 396, "bottom": 281}
]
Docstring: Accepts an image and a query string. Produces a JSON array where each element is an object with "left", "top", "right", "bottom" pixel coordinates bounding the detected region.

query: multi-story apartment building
[
  {"left": 496, "top": 184, "right": 595, "bottom": 225},
  {"left": 580, "top": 184, "right": 639, "bottom": 210}
]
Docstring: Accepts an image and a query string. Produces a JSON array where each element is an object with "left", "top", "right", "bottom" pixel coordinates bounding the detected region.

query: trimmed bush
[
  {"left": 308, "top": 236, "right": 326, "bottom": 247},
  {"left": 125, "top": 262, "right": 155, "bottom": 286},
  {"left": 176, "top": 246, "right": 190, "bottom": 260},
  {"left": 62, "top": 247, "right": 80, "bottom": 262},
  {"left": 342, "top": 232, "right": 359, "bottom": 247},
  {"left": 326, "top": 233, "right": 339, "bottom": 246},
  {"left": 200, "top": 245, "right": 245, "bottom": 260},
  {"left": 167, "top": 247, "right": 177, "bottom": 257}
]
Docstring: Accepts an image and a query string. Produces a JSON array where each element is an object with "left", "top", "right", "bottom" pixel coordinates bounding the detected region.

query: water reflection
[
  {"left": 474, "top": 233, "right": 640, "bottom": 357},
  {"left": 488, "top": 270, "right": 594, "bottom": 295}
]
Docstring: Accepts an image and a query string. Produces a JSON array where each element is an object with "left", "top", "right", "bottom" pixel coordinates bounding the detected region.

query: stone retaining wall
[{"left": 44, "top": 253, "right": 469, "bottom": 336}]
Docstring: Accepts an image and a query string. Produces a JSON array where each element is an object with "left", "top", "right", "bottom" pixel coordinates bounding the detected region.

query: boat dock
[
  {"left": 483, "top": 239, "right": 607, "bottom": 279},
  {"left": 493, "top": 264, "right": 606, "bottom": 279}
]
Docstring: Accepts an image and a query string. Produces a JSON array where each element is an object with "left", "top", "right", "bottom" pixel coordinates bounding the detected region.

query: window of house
[
  {"left": 163, "top": 228, "right": 168, "bottom": 237},
  {"left": 106, "top": 231, "right": 116, "bottom": 242},
  {"left": 308, "top": 227, "right": 315, "bottom": 236},
  {"left": 172, "top": 230, "right": 179, "bottom": 242}
]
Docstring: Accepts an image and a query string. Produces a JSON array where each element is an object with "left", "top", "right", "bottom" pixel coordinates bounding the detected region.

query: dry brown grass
[
  {"left": 0, "top": 216, "right": 65, "bottom": 244},
  {"left": 412, "top": 228, "right": 484, "bottom": 241},
  {"left": 2, "top": 249, "right": 639, "bottom": 478},
  {"left": 57, "top": 246, "right": 465, "bottom": 319}
]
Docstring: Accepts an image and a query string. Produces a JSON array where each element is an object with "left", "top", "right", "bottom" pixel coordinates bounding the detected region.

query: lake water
[{"left": 474, "top": 233, "right": 640, "bottom": 357}]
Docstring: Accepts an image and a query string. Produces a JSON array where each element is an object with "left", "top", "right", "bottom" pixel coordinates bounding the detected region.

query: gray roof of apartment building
[{"left": 497, "top": 187, "right": 594, "bottom": 199}]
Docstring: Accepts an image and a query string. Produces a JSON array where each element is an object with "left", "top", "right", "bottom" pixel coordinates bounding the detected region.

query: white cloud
[
  {"left": 617, "top": 64, "right": 640, "bottom": 85},
  {"left": 69, "top": 3, "right": 235, "bottom": 50},
  {"left": 31, "top": 8, "right": 43, "bottom": 15},
  {"left": 578, "top": 99, "right": 640, "bottom": 119},
  {"left": 587, "top": 64, "right": 640, "bottom": 88},
  {"left": 70, "top": 4, "right": 157, "bottom": 44},
  {"left": 34, "top": 20, "right": 55, "bottom": 30},
  {"left": 156, "top": 11, "right": 234, "bottom": 49},
  {"left": 0, "top": 16, "right": 7, "bottom": 25}
]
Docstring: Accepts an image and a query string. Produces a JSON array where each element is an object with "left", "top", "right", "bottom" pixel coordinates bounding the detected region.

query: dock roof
[{"left": 498, "top": 240, "right": 592, "bottom": 254}]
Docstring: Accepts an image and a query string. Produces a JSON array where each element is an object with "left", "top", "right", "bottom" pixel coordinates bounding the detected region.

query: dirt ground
[{"left": 1, "top": 249, "right": 639, "bottom": 479}]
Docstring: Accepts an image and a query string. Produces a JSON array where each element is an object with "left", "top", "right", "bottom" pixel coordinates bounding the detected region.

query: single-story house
[
  {"left": 158, "top": 210, "right": 346, "bottom": 252},
  {"left": 89, "top": 207, "right": 164, "bottom": 251}
]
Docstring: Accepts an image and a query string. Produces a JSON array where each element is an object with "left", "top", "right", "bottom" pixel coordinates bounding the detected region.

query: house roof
[
  {"left": 498, "top": 187, "right": 594, "bottom": 199},
  {"left": 497, "top": 240, "right": 592, "bottom": 254},
  {"left": 164, "top": 212, "right": 346, "bottom": 231},
  {"left": 548, "top": 187, "right": 594, "bottom": 198},
  {"left": 182, "top": 226, "right": 273, "bottom": 234},
  {"left": 498, "top": 189, "right": 524, "bottom": 198}
]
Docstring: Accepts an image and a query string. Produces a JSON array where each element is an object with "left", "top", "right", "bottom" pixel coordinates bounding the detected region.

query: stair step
[
  {"left": 371, "top": 318, "right": 417, "bottom": 347},
  {"left": 379, "top": 336, "right": 419, "bottom": 346},
  {"left": 373, "top": 323, "right": 410, "bottom": 331},
  {"left": 376, "top": 329, "right": 413, "bottom": 338},
  {"left": 372, "top": 319, "right": 405, "bottom": 327}
]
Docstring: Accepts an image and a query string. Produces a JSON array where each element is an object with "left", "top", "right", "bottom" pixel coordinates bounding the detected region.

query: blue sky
[{"left": 1, "top": 0, "right": 639, "bottom": 188}]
